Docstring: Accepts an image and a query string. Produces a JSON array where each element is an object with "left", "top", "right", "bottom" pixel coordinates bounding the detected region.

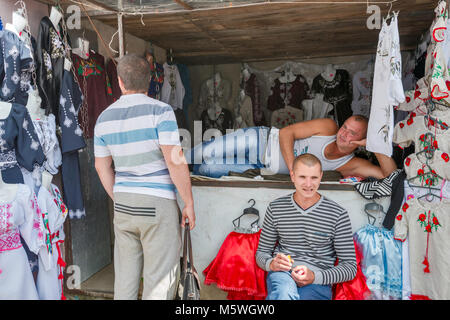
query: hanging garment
[
  {"left": 270, "top": 105, "right": 303, "bottom": 128},
  {"left": 351, "top": 70, "right": 373, "bottom": 118},
  {"left": 366, "top": 13, "right": 405, "bottom": 157},
  {"left": 0, "top": 103, "right": 45, "bottom": 184},
  {"left": 33, "top": 114, "right": 62, "bottom": 176},
  {"left": 428, "top": 1, "right": 450, "bottom": 103},
  {"left": 244, "top": 73, "right": 266, "bottom": 126},
  {"left": 396, "top": 77, "right": 429, "bottom": 112},
  {"left": 403, "top": 150, "right": 450, "bottom": 184},
  {"left": 398, "top": 179, "right": 450, "bottom": 299},
  {"left": 311, "top": 69, "right": 352, "bottom": 126},
  {"left": 0, "top": 27, "right": 33, "bottom": 105},
  {"left": 176, "top": 63, "right": 192, "bottom": 121},
  {"left": 36, "top": 184, "right": 68, "bottom": 300},
  {"left": 106, "top": 58, "right": 121, "bottom": 103},
  {"left": 200, "top": 107, "right": 233, "bottom": 135},
  {"left": 36, "top": 17, "right": 69, "bottom": 122},
  {"left": 267, "top": 74, "right": 310, "bottom": 111},
  {"left": 147, "top": 61, "right": 164, "bottom": 100},
  {"left": 333, "top": 239, "right": 372, "bottom": 300},
  {"left": 353, "top": 224, "right": 403, "bottom": 300},
  {"left": 354, "top": 169, "right": 404, "bottom": 199},
  {"left": 302, "top": 95, "right": 334, "bottom": 121},
  {"left": 72, "top": 50, "right": 109, "bottom": 139},
  {"left": 161, "top": 62, "right": 185, "bottom": 110},
  {"left": 394, "top": 198, "right": 450, "bottom": 299},
  {"left": 203, "top": 229, "right": 267, "bottom": 300},
  {"left": 0, "top": 184, "right": 45, "bottom": 300},
  {"left": 59, "top": 70, "right": 86, "bottom": 219},
  {"left": 393, "top": 114, "right": 450, "bottom": 154},
  {"left": 235, "top": 95, "right": 254, "bottom": 128}
]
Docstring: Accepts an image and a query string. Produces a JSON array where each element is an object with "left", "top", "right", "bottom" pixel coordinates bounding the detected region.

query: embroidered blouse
[{"left": 394, "top": 198, "right": 450, "bottom": 299}]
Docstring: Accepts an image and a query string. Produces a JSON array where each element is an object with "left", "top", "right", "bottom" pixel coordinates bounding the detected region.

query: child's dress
[
  {"left": 203, "top": 229, "right": 267, "bottom": 300},
  {"left": 36, "top": 184, "right": 69, "bottom": 300},
  {"left": 0, "top": 184, "right": 45, "bottom": 299}
]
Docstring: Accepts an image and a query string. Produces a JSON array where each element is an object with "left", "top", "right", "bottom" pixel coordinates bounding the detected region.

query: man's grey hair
[{"left": 117, "top": 54, "right": 151, "bottom": 92}]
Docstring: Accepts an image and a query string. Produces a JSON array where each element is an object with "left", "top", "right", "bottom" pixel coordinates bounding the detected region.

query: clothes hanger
[
  {"left": 232, "top": 199, "right": 260, "bottom": 233},
  {"left": 364, "top": 201, "right": 385, "bottom": 226},
  {"left": 417, "top": 186, "right": 443, "bottom": 202}
]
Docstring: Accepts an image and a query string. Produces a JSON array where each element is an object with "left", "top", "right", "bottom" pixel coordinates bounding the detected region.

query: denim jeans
[
  {"left": 266, "top": 271, "right": 332, "bottom": 300},
  {"left": 188, "top": 126, "right": 270, "bottom": 178}
]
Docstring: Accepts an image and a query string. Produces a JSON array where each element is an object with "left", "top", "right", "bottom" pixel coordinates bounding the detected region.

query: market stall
[{"left": 1, "top": 0, "right": 448, "bottom": 301}]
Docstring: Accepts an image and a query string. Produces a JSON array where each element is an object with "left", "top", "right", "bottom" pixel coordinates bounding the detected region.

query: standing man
[
  {"left": 94, "top": 54, "right": 195, "bottom": 300},
  {"left": 256, "top": 154, "right": 356, "bottom": 300}
]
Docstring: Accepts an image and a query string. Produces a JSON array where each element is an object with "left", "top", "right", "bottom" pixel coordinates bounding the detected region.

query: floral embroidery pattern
[
  {"left": 77, "top": 59, "right": 103, "bottom": 78},
  {"left": 49, "top": 28, "right": 65, "bottom": 59},
  {"left": 416, "top": 209, "right": 441, "bottom": 273}
]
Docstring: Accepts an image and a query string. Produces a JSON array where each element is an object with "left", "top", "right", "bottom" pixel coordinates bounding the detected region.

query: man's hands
[
  {"left": 270, "top": 253, "right": 315, "bottom": 287},
  {"left": 291, "top": 265, "right": 315, "bottom": 287},
  {"left": 350, "top": 138, "right": 367, "bottom": 147},
  {"left": 269, "top": 253, "right": 292, "bottom": 272},
  {"left": 181, "top": 204, "right": 196, "bottom": 230}
]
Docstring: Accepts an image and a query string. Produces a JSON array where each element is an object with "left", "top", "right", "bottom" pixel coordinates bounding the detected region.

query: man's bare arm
[
  {"left": 348, "top": 139, "right": 398, "bottom": 179},
  {"left": 95, "top": 156, "right": 115, "bottom": 200},
  {"left": 160, "top": 145, "right": 196, "bottom": 229},
  {"left": 279, "top": 118, "right": 338, "bottom": 172}
]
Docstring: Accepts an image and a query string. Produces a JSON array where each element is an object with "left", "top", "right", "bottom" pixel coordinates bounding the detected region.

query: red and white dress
[
  {"left": 394, "top": 198, "right": 450, "bottom": 299},
  {"left": 0, "top": 184, "right": 45, "bottom": 299},
  {"left": 203, "top": 229, "right": 267, "bottom": 300}
]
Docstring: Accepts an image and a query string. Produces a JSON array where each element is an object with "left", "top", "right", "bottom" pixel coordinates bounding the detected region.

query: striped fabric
[
  {"left": 94, "top": 93, "right": 180, "bottom": 199},
  {"left": 256, "top": 193, "right": 357, "bottom": 285}
]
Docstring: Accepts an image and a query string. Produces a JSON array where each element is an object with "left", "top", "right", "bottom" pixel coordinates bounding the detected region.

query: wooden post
[{"left": 118, "top": 0, "right": 124, "bottom": 58}]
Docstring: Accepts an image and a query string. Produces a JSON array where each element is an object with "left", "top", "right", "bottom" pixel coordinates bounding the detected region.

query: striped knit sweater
[{"left": 256, "top": 193, "right": 357, "bottom": 285}]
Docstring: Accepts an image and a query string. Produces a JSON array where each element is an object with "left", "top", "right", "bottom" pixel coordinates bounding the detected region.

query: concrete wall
[{"left": 178, "top": 186, "right": 390, "bottom": 300}]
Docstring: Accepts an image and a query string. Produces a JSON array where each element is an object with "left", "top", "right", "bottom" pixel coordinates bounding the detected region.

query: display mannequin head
[
  {"left": 49, "top": 6, "right": 63, "bottom": 28},
  {"left": 322, "top": 64, "right": 336, "bottom": 80},
  {"left": 242, "top": 68, "right": 251, "bottom": 82},
  {"left": 73, "top": 38, "right": 90, "bottom": 59},
  {"left": 12, "top": 11, "right": 27, "bottom": 34}
]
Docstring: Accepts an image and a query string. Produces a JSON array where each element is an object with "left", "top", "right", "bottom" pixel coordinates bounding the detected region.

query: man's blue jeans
[{"left": 266, "top": 271, "right": 332, "bottom": 300}]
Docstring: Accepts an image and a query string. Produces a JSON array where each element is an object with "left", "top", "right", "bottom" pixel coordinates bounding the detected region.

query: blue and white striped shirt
[{"left": 94, "top": 93, "right": 180, "bottom": 199}]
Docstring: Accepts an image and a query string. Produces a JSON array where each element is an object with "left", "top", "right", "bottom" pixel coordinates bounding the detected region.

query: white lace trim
[{"left": 69, "top": 208, "right": 85, "bottom": 219}]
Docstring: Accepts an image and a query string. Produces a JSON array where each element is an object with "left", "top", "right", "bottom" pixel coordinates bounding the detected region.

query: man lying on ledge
[
  {"left": 279, "top": 115, "right": 397, "bottom": 179},
  {"left": 189, "top": 115, "right": 397, "bottom": 179}
]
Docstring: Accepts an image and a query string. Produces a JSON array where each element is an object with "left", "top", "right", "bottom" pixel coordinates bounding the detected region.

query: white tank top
[{"left": 263, "top": 127, "right": 354, "bottom": 174}]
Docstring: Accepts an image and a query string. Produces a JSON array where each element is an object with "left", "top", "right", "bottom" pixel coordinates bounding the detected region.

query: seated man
[
  {"left": 188, "top": 116, "right": 397, "bottom": 179},
  {"left": 255, "top": 154, "right": 357, "bottom": 300}
]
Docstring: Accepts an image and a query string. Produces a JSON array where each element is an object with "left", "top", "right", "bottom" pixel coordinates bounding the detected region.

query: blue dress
[
  {"left": 0, "top": 28, "right": 33, "bottom": 105},
  {"left": 0, "top": 103, "right": 45, "bottom": 184},
  {"left": 354, "top": 224, "right": 403, "bottom": 300},
  {"left": 59, "top": 70, "right": 87, "bottom": 219}
]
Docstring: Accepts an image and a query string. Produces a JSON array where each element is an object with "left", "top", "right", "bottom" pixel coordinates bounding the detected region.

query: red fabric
[
  {"left": 203, "top": 230, "right": 267, "bottom": 300},
  {"left": 333, "top": 240, "right": 372, "bottom": 300},
  {"left": 410, "top": 294, "right": 431, "bottom": 300}
]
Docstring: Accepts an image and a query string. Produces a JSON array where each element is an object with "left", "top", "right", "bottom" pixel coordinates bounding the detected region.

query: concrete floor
[{"left": 70, "top": 262, "right": 228, "bottom": 300}]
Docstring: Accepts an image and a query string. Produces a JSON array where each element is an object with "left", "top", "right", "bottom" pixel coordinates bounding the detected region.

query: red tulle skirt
[
  {"left": 333, "top": 239, "right": 373, "bottom": 300},
  {"left": 203, "top": 229, "right": 267, "bottom": 300}
]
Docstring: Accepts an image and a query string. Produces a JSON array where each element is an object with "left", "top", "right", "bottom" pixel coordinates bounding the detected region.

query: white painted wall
[{"left": 178, "top": 186, "right": 390, "bottom": 299}]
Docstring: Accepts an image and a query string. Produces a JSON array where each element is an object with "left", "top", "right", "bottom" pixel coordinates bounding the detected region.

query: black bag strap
[{"left": 182, "top": 223, "right": 189, "bottom": 272}]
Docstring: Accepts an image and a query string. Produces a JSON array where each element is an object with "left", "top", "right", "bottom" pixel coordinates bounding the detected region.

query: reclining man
[{"left": 189, "top": 116, "right": 397, "bottom": 179}]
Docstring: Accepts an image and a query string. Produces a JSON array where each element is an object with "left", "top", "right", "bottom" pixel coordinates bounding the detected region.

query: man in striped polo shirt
[
  {"left": 256, "top": 153, "right": 356, "bottom": 300},
  {"left": 94, "top": 54, "right": 195, "bottom": 300}
]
